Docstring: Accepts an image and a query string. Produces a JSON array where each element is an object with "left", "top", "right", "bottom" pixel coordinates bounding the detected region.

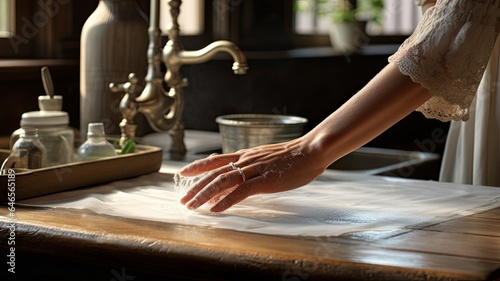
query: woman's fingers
[
  {"left": 184, "top": 167, "right": 247, "bottom": 210},
  {"left": 207, "top": 162, "right": 308, "bottom": 213},
  {"left": 181, "top": 159, "right": 295, "bottom": 211},
  {"left": 209, "top": 178, "right": 259, "bottom": 213},
  {"left": 179, "top": 163, "right": 232, "bottom": 204}
]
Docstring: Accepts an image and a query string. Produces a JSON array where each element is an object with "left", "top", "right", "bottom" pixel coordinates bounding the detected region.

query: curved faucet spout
[
  {"left": 172, "top": 40, "right": 248, "bottom": 72},
  {"left": 163, "top": 40, "right": 249, "bottom": 87}
]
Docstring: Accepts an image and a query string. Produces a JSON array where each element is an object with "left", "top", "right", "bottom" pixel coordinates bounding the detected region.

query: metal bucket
[{"left": 216, "top": 114, "right": 308, "bottom": 153}]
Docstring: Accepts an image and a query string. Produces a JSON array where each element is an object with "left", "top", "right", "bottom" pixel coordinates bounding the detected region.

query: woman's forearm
[
  {"left": 304, "top": 1, "right": 438, "bottom": 170},
  {"left": 304, "top": 63, "right": 433, "bottom": 169}
]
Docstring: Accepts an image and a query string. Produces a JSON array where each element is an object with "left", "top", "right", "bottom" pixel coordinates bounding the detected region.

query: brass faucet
[
  {"left": 161, "top": 0, "right": 248, "bottom": 155},
  {"left": 111, "top": 0, "right": 248, "bottom": 156}
]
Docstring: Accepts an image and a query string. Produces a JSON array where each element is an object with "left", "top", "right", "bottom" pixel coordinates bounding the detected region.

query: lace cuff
[{"left": 389, "top": 0, "right": 500, "bottom": 121}]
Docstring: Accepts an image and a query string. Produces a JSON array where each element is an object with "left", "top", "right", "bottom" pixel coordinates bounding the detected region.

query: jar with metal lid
[{"left": 11, "top": 110, "right": 75, "bottom": 167}]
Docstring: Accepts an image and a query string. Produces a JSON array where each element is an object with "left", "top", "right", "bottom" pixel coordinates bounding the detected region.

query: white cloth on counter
[{"left": 18, "top": 168, "right": 500, "bottom": 237}]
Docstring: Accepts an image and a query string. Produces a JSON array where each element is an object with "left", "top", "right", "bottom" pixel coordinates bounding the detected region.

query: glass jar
[
  {"left": 11, "top": 111, "right": 75, "bottom": 167},
  {"left": 3, "top": 128, "right": 47, "bottom": 171}
]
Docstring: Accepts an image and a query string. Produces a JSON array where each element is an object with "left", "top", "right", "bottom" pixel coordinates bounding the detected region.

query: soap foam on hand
[{"left": 173, "top": 172, "right": 233, "bottom": 213}]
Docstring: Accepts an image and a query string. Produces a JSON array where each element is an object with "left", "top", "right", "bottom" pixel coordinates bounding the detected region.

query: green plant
[{"left": 297, "top": 0, "right": 384, "bottom": 25}]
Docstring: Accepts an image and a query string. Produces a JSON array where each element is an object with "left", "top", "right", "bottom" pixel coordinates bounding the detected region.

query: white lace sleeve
[{"left": 388, "top": 0, "right": 500, "bottom": 121}]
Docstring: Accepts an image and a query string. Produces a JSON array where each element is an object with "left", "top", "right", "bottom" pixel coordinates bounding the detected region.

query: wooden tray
[{"left": 0, "top": 145, "right": 162, "bottom": 201}]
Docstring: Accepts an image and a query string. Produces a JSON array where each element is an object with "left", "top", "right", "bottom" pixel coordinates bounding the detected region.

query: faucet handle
[
  {"left": 109, "top": 73, "right": 140, "bottom": 98},
  {"left": 109, "top": 73, "right": 141, "bottom": 147}
]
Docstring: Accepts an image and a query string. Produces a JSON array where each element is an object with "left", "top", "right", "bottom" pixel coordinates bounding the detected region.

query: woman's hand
[{"left": 177, "top": 136, "right": 327, "bottom": 213}]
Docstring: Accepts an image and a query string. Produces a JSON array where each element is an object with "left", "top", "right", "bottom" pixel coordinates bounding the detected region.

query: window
[
  {"left": 0, "top": 0, "right": 79, "bottom": 58},
  {"left": 208, "top": 1, "right": 418, "bottom": 51},
  {"left": 159, "top": 0, "right": 204, "bottom": 36},
  {"left": 380, "top": 0, "right": 421, "bottom": 35},
  {"left": 0, "top": 0, "right": 26, "bottom": 57},
  {"left": 294, "top": 0, "right": 421, "bottom": 36},
  {"left": 0, "top": 0, "right": 40, "bottom": 58},
  {"left": 0, "top": 0, "right": 14, "bottom": 37}
]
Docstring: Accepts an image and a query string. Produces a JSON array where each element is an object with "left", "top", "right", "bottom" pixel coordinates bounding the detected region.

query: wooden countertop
[{"left": 1, "top": 203, "right": 499, "bottom": 280}]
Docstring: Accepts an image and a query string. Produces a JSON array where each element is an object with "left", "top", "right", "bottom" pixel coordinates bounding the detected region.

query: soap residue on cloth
[
  {"left": 18, "top": 171, "right": 500, "bottom": 237},
  {"left": 173, "top": 172, "right": 221, "bottom": 211}
]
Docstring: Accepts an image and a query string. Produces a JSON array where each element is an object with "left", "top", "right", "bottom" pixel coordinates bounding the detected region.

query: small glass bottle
[
  {"left": 8, "top": 128, "right": 47, "bottom": 169},
  {"left": 77, "top": 123, "right": 117, "bottom": 161}
]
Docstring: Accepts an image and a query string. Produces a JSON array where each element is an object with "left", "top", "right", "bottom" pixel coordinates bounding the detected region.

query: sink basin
[{"left": 327, "top": 146, "right": 440, "bottom": 179}]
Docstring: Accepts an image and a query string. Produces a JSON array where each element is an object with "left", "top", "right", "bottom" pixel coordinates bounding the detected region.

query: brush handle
[{"left": 41, "top": 66, "right": 55, "bottom": 98}]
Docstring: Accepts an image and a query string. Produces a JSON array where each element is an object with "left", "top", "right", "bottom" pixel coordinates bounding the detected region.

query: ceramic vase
[{"left": 80, "top": 0, "right": 149, "bottom": 140}]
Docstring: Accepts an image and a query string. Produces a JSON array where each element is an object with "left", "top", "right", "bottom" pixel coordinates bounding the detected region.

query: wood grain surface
[{"left": 1, "top": 204, "right": 499, "bottom": 280}]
